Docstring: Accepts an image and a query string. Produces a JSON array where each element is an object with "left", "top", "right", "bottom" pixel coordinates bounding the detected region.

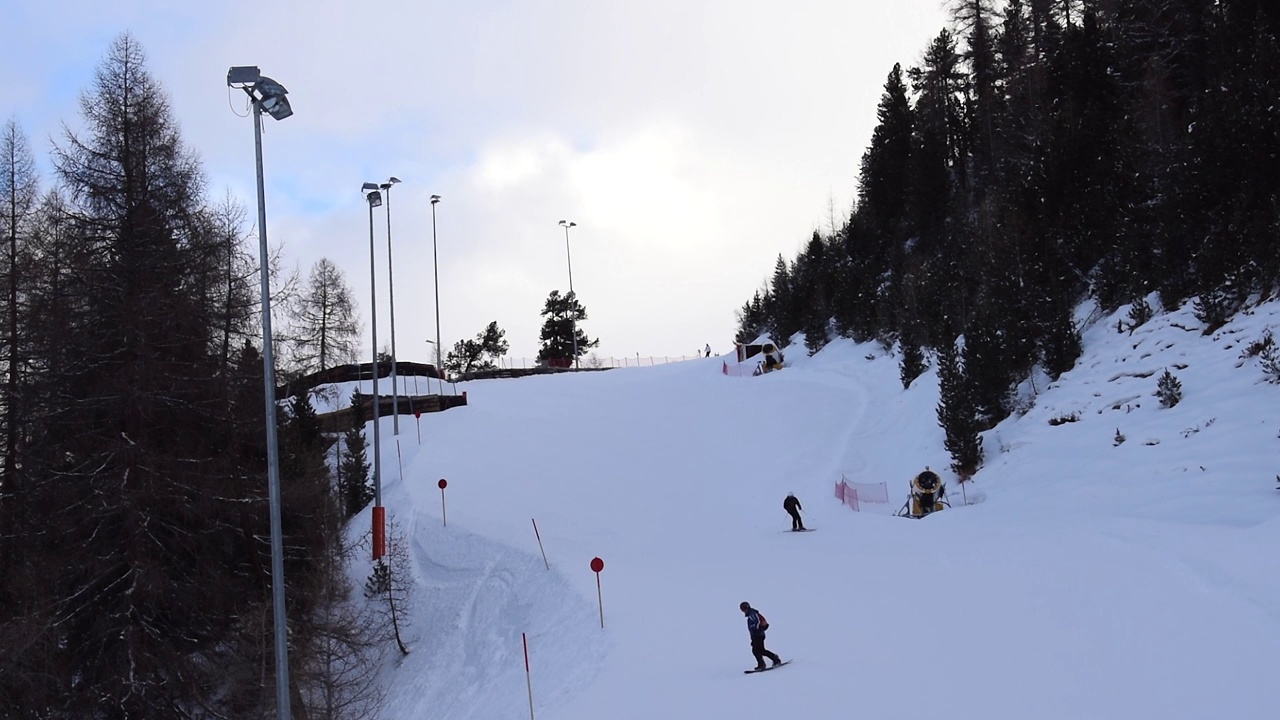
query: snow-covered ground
[{"left": 331, "top": 298, "right": 1280, "bottom": 719}]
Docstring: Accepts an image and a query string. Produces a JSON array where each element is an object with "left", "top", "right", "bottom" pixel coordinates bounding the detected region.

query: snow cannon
[{"left": 898, "top": 469, "right": 950, "bottom": 518}]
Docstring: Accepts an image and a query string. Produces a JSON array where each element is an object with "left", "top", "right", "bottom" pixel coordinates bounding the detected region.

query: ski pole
[
  {"left": 532, "top": 518, "right": 549, "bottom": 570},
  {"left": 523, "top": 632, "right": 535, "bottom": 720}
]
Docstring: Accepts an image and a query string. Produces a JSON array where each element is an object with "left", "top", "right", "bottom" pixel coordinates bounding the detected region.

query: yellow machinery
[{"left": 896, "top": 468, "right": 949, "bottom": 518}]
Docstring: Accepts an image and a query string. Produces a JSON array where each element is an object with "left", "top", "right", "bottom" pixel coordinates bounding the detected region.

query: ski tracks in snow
[
  {"left": 381, "top": 507, "right": 606, "bottom": 720},
  {"left": 778, "top": 355, "right": 918, "bottom": 505}
]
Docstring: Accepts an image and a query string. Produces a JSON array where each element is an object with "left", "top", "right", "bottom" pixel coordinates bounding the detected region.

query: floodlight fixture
[
  {"left": 431, "top": 194, "right": 441, "bottom": 204},
  {"left": 365, "top": 189, "right": 383, "bottom": 208},
  {"left": 256, "top": 75, "right": 287, "bottom": 98},
  {"left": 254, "top": 76, "right": 292, "bottom": 121},
  {"left": 380, "top": 176, "right": 401, "bottom": 190},
  {"left": 227, "top": 65, "right": 261, "bottom": 87},
  {"left": 259, "top": 94, "right": 292, "bottom": 121},
  {"left": 227, "top": 66, "right": 293, "bottom": 121},
  {"left": 361, "top": 182, "right": 380, "bottom": 191}
]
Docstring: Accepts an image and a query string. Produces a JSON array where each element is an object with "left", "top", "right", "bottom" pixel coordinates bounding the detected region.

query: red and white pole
[
  {"left": 372, "top": 506, "right": 385, "bottom": 560},
  {"left": 438, "top": 478, "right": 448, "bottom": 526},
  {"left": 590, "top": 557, "right": 605, "bottom": 628}
]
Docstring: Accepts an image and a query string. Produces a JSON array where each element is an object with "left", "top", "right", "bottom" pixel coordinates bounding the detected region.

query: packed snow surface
[{"left": 329, "top": 299, "right": 1280, "bottom": 719}]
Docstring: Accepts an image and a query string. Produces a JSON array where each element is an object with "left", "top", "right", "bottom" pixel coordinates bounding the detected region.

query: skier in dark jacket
[
  {"left": 740, "top": 602, "right": 782, "bottom": 670},
  {"left": 783, "top": 493, "right": 804, "bottom": 531}
]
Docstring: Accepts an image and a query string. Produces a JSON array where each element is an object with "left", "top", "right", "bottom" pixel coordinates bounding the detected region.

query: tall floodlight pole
[
  {"left": 362, "top": 183, "right": 386, "bottom": 561},
  {"left": 227, "top": 65, "right": 294, "bottom": 720},
  {"left": 430, "top": 195, "right": 442, "bottom": 373},
  {"left": 559, "top": 220, "right": 578, "bottom": 369},
  {"left": 380, "top": 177, "right": 401, "bottom": 435}
]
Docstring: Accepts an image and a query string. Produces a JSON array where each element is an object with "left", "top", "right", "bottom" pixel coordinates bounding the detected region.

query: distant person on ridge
[
  {"left": 705, "top": 343, "right": 712, "bottom": 357},
  {"left": 740, "top": 601, "right": 782, "bottom": 671},
  {"left": 783, "top": 493, "right": 804, "bottom": 531}
]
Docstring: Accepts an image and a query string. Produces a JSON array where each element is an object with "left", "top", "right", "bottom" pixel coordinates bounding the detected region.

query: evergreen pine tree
[
  {"left": 734, "top": 290, "right": 768, "bottom": 344},
  {"left": 798, "top": 232, "right": 831, "bottom": 356},
  {"left": 1156, "top": 369, "right": 1183, "bottom": 408},
  {"left": 936, "top": 341, "right": 984, "bottom": 475},
  {"left": 445, "top": 321, "right": 510, "bottom": 375},
  {"left": 1039, "top": 301, "right": 1082, "bottom": 380},
  {"left": 280, "top": 392, "right": 329, "bottom": 496},
  {"left": 1193, "top": 288, "right": 1237, "bottom": 333},
  {"left": 764, "top": 255, "right": 800, "bottom": 347},
  {"left": 858, "top": 64, "right": 913, "bottom": 240},
  {"left": 536, "top": 290, "right": 598, "bottom": 365},
  {"left": 962, "top": 309, "right": 1017, "bottom": 424},
  {"left": 1126, "top": 296, "right": 1153, "bottom": 329},
  {"left": 830, "top": 215, "right": 883, "bottom": 343},
  {"left": 899, "top": 339, "right": 928, "bottom": 389},
  {"left": 338, "top": 390, "right": 372, "bottom": 517}
]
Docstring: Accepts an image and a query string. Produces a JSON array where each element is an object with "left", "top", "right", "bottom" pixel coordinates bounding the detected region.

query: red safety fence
[
  {"left": 722, "top": 360, "right": 763, "bottom": 377},
  {"left": 834, "top": 477, "right": 889, "bottom": 512}
]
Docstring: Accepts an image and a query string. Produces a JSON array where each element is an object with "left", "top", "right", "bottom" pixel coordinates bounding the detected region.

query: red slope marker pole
[
  {"left": 414, "top": 410, "right": 421, "bottom": 445},
  {"left": 591, "top": 557, "right": 605, "bottom": 628},
  {"left": 532, "top": 518, "right": 549, "bottom": 570},
  {"left": 438, "top": 478, "right": 448, "bottom": 526},
  {"left": 523, "top": 632, "right": 535, "bottom": 720}
]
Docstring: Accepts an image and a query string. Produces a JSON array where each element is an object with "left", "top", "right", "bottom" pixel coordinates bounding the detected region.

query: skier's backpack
[{"left": 757, "top": 612, "right": 769, "bottom": 631}]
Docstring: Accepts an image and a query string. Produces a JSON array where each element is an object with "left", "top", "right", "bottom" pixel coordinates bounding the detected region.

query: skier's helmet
[{"left": 740, "top": 601, "right": 751, "bottom": 611}]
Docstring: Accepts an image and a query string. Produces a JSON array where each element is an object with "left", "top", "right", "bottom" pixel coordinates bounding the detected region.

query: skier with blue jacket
[{"left": 740, "top": 601, "right": 782, "bottom": 671}]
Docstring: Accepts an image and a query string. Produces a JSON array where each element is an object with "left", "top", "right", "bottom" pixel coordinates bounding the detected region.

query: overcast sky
[{"left": 3, "top": 0, "right": 950, "bottom": 363}]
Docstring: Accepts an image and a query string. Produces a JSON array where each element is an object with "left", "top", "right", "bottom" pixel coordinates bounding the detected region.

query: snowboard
[
  {"left": 787, "top": 528, "right": 815, "bottom": 532},
  {"left": 745, "top": 660, "right": 791, "bottom": 674}
]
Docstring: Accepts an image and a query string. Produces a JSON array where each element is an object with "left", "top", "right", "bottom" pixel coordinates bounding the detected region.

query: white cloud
[{"left": 3, "top": 0, "right": 952, "bottom": 361}]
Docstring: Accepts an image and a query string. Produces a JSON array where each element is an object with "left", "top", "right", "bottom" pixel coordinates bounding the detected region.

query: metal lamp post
[
  {"left": 379, "top": 177, "right": 402, "bottom": 435},
  {"left": 361, "top": 182, "right": 386, "bottom": 561},
  {"left": 559, "top": 219, "right": 578, "bottom": 369},
  {"left": 226, "top": 64, "right": 293, "bottom": 720},
  {"left": 430, "top": 195, "right": 442, "bottom": 373}
]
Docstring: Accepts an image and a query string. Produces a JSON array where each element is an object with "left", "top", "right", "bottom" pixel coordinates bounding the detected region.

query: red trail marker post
[
  {"left": 532, "top": 519, "right": 549, "bottom": 570},
  {"left": 523, "top": 632, "right": 535, "bottom": 720},
  {"left": 438, "top": 478, "right": 448, "bottom": 526},
  {"left": 590, "top": 557, "right": 605, "bottom": 628},
  {"left": 413, "top": 410, "right": 421, "bottom": 444}
]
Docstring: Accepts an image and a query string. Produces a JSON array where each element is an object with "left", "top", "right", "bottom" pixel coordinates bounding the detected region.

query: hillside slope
[{"left": 339, "top": 299, "right": 1280, "bottom": 719}]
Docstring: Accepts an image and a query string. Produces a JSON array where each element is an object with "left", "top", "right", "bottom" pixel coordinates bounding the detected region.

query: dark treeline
[
  {"left": 738, "top": 0, "right": 1279, "bottom": 474},
  {"left": 1, "top": 35, "right": 384, "bottom": 718}
]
